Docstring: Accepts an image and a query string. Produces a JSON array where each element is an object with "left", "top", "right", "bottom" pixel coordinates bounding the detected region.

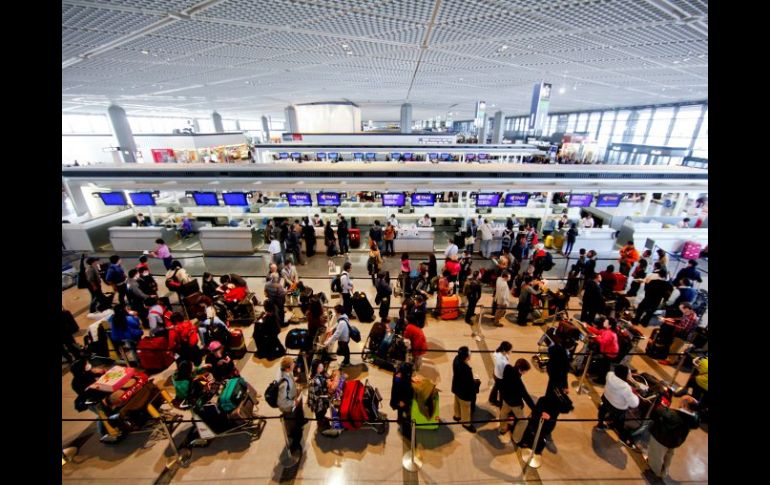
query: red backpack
[{"left": 149, "top": 305, "right": 173, "bottom": 328}]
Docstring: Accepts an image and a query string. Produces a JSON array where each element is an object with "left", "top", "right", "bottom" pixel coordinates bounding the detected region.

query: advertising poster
[{"left": 151, "top": 148, "right": 175, "bottom": 163}]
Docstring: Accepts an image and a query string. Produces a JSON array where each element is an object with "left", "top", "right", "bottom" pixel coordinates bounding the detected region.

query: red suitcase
[
  {"left": 440, "top": 294, "right": 460, "bottom": 320},
  {"left": 137, "top": 336, "right": 175, "bottom": 373},
  {"left": 681, "top": 241, "right": 702, "bottom": 260},
  {"left": 349, "top": 228, "right": 361, "bottom": 249},
  {"left": 340, "top": 380, "right": 366, "bottom": 430},
  {"left": 229, "top": 329, "right": 247, "bottom": 359}
]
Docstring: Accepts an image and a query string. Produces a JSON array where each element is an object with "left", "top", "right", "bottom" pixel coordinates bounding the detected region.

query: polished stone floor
[{"left": 62, "top": 249, "right": 707, "bottom": 484}]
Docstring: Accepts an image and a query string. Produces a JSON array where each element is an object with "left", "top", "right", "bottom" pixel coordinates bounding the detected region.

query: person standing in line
[
  {"left": 325, "top": 304, "right": 352, "bottom": 366},
  {"left": 265, "top": 273, "right": 287, "bottom": 327},
  {"left": 463, "top": 270, "right": 483, "bottom": 341},
  {"left": 337, "top": 216, "right": 350, "bottom": 255},
  {"left": 458, "top": 248, "right": 473, "bottom": 289},
  {"left": 580, "top": 273, "right": 604, "bottom": 324},
  {"left": 489, "top": 341, "right": 512, "bottom": 406},
  {"left": 517, "top": 276, "right": 541, "bottom": 326},
  {"left": 626, "top": 259, "right": 648, "bottom": 297},
  {"left": 452, "top": 346, "right": 479, "bottom": 433},
  {"left": 634, "top": 268, "right": 674, "bottom": 326},
  {"left": 445, "top": 238, "right": 459, "bottom": 260},
  {"left": 546, "top": 342, "right": 570, "bottom": 393},
  {"left": 277, "top": 357, "right": 306, "bottom": 454},
  {"left": 340, "top": 261, "right": 354, "bottom": 319},
  {"left": 499, "top": 358, "right": 536, "bottom": 443},
  {"left": 85, "top": 257, "right": 105, "bottom": 317},
  {"left": 656, "top": 248, "right": 669, "bottom": 273},
  {"left": 376, "top": 271, "right": 392, "bottom": 321},
  {"left": 268, "top": 237, "right": 284, "bottom": 267},
  {"left": 582, "top": 250, "right": 598, "bottom": 283},
  {"left": 105, "top": 255, "right": 128, "bottom": 306},
  {"left": 367, "top": 241, "right": 383, "bottom": 285},
  {"left": 126, "top": 268, "right": 152, "bottom": 324},
  {"left": 403, "top": 321, "right": 427, "bottom": 370},
  {"left": 563, "top": 223, "right": 578, "bottom": 257},
  {"left": 369, "top": 220, "right": 384, "bottom": 253},
  {"left": 646, "top": 395, "right": 700, "bottom": 479},
  {"left": 302, "top": 217, "right": 316, "bottom": 258},
  {"left": 62, "top": 307, "right": 82, "bottom": 362},
  {"left": 596, "top": 364, "right": 640, "bottom": 449},
  {"left": 383, "top": 222, "right": 396, "bottom": 256},
  {"left": 479, "top": 218, "right": 494, "bottom": 258},
  {"left": 494, "top": 271, "right": 512, "bottom": 327},
  {"left": 618, "top": 241, "right": 640, "bottom": 277},
  {"left": 674, "top": 259, "right": 703, "bottom": 286},
  {"left": 149, "top": 238, "right": 174, "bottom": 270}
]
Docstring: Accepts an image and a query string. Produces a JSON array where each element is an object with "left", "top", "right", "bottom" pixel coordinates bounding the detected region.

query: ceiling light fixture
[
  {"left": 141, "top": 50, "right": 149, "bottom": 55},
  {"left": 559, "top": 86, "right": 565, "bottom": 94}
]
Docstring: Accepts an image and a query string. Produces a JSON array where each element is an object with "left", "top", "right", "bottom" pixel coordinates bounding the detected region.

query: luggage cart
[{"left": 189, "top": 385, "right": 266, "bottom": 447}]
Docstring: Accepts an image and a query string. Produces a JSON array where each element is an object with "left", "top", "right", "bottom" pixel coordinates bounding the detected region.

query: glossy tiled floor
[{"left": 62, "top": 249, "right": 707, "bottom": 484}]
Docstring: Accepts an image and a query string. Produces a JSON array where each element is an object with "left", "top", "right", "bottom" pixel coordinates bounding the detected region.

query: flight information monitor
[
  {"left": 192, "top": 192, "right": 219, "bottom": 206},
  {"left": 222, "top": 192, "right": 248, "bottom": 206},
  {"left": 596, "top": 194, "right": 623, "bottom": 207},
  {"left": 382, "top": 193, "right": 406, "bottom": 207},
  {"left": 568, "top": 194, "right": 594, "bottom": 207},
  {"left": 287, "top": 193, "right": 312, "bottom": 206},
  {"left": 317, "top": 192, "right": 341, "bottom": 206},
  {"left": 476, "top": 193, "right": 502, "bottom": 207},
  {"left": 128, "top": 192, "right": 155, "bottom": 206},
  {"left": 411, "top": 193, "right": 435, "bottom": 206},
  {"left": 99, "top": 192, "right": 127, "bottom": 206},
  {"left": 504, "top": 193, "right": 530, "bottom": 207}
]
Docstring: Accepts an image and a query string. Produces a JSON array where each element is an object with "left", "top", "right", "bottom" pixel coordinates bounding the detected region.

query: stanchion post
[
  {"left": 158, "top": 416, "right": 189, "bottom": 469},
  {"left": 476, "top": 304, "right": 484, "bottom": 339},
  {"left": 279, "top": 415, "right": 300, "bottom": 467},
  {"left": 402, "top": 419, "right": 423, "bottom": 471},
  {"left": 522, "top": 417, "right": 545, "bottom": 472},
  {"left": 668, "top": 352, "right": 687, "bottom": 389},
  {"left": 577, "top": 352, "right": 593, "bottom": 395}
]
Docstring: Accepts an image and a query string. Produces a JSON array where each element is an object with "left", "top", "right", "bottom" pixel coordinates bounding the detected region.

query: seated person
[
  {"left": 204, "top": 341, "right": 238, "bottom": 381},
  {"left": 202, "top": 272, "right": 221, "bottom": 300},
  {"left": 657, "top": 302, "right": 699, "bottom": 365},
  {"left": 130, "top": 213, "right": 150, "bottom": 227},
  {"left": 172, "top": 359, "right": 209, "bottom": 406},
  {"left": 198, "top": 305, "right": 229, "bottom": 345},
  {"left": 179, "top": 214, "right": 194, "bottom": 238}
]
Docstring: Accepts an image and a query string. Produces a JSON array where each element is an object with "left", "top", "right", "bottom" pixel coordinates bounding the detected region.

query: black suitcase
[
  {"left": 96, "top": 292, "right": 114, "bottom": 312},
  {"left": 645, "top": 328, "right": 670, "bottom": 359},
  {"left": 352, "top": 291, "right": 375, "bottom": 322},
  {"left": 285, "top": 328, "right": 312, "bottom": 351},
  {"left": 178, "top": 279, "right": 200, "bottom": 298}
]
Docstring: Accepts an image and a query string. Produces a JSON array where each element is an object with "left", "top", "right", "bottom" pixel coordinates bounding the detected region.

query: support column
[
  {"left": 640, "top": 192, "right": 653, "bottom": 216},
  {"left": 284, "top": 106, "right": 298, "bottom": 133},
  {"left": 261, "top": 116, "right": 270, "bottom": 141},
  {"left": 107, "top": 104, "right": 137, "bottom": 163},
  {"left": 492, "top": 111, "right": 504, "bottom": 144},
  {"left": 235, "top": 120, "right": 241, "bottom": 131},
  {"left": 400, "top": 103, "right": 413, "bottom": 134},
  {"left": 192, "top": 119, "right": 200, "bottom": 133},
  {"left": 673, "top": 192, "right": 688, "bottom": 215},
  {"left": 212, "top": 111, "right": 224, "bottom": 133},
  {"left": 63, "top": 180, "right": 90, "bottom": 217},
  {"left": 479, "top": 117, "right": 489, "bottom": 144},
  {"left": 542, "top": 192, "right": 553, "bottom": 232}
]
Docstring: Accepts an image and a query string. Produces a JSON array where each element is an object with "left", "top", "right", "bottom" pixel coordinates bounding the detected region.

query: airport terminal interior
[{"left": 61, "top": 1, "right": 708, "bottom": 484}]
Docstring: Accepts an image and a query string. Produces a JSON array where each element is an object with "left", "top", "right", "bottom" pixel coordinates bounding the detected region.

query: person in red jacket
[
  {"left": 444, "top": 258, "right": 461, "bottom": 283},
  {"left": 168, "top": 312, "right": 202, "bottom": 364},
  {"left": 403, "top": 322, "right": 427, "bottom": 371},
  {"left": 586, "top": 316, "right": 619, "bottom": 384}
]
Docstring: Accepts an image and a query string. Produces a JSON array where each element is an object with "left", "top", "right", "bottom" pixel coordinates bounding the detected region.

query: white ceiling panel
[{"left": 61, "top": 0, "right": 708, "bottom": 121}]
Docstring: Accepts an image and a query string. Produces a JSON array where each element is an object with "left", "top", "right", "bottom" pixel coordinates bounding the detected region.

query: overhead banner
[{"left": 528, "top": 82, "right": 552, "bottom": 135}]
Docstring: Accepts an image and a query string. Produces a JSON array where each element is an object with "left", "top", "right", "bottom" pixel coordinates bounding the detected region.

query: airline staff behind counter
[{"left": 419, "top": 214, "right": 433, "bottom": 228}]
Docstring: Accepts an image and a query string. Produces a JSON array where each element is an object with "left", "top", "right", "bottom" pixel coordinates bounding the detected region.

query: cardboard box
[{"left": 92, "top": 366, "right": 136, "bottom": 392}]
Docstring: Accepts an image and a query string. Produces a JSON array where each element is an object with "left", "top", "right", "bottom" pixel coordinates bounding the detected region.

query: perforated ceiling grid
[{"left": 61, "top": 0, "right": 707, "bottom": 120}]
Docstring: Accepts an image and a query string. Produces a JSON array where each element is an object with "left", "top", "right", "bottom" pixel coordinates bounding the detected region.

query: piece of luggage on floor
[
  {"left": 137, "top": 336, "right": 175, "bottom": 372},
  {"left": 439, "top": 294, "right": 460, "bottom": 320},
  {"left": 644, "top": 328, "right": 670, "bottom": 359},
  {"left": 681, "top": 241, "right": 702, "bottom": 260},
  {"left": 410, "top": 392, "right": 440, "bottom": 430},
  {"left": 229, "top": 329, "right": 247, "bottom": 359},
  {"left": 96, "top": 292, "right": 114, "bottom": 312},
  {"left": 349, "top": 228, "right": 361, "bottom": 249},
  {"left": 285, "top": 328, "right": 312, "bottom": 351},
  {"left": 218, "top": 377, "right": 248, "bottom": 413},
  {"left": 352, "top": 291, "right": 375, "bottom": 322},
  {"left": 544, "top": 235, "right": 554, "bottom": 248},
  {"left": 183, "top": 292, "right": 213, "bottom": 320},
  {"left": 178, "top": 279, "right": 201, "bottom": 298},
  {"left": 340, "top": 380, "right": 367, "bottom": 430}
]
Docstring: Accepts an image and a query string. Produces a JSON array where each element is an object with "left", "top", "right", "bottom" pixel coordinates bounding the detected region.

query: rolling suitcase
[
  {"left": 553, "top": 233, "right": 565, "bottom": 250},
  {"left": 228, "top": 329, "right": 247, "bottom": 359},
  {"left": 349, "top": 228, "right": 361, "bottom": 249},
  {"left": 410, "top": 392, "right": 439, "bottom": 430},
  {"left": 352, "top": 291, "right": 375, "bottom": 322},
  {"left": 137, "top": 336, "right": 175, "bottom": 372},
  {"left": 440, "top": 294, "right": 460, "bottom": 320},
  {"left": 644, "top": 328, "right": 670, "bottom": 359},
  {"left": 218, "top": 377, "right": 248, "bottom": 413},
  {"left": 285, "top": 328, "right": 312, "bottom": 351},
  {"left": 544, "top": 235, "right": 554, "bottom": 249},
  {"left": 340, "top": 380, "right": 367, "bottom": 430},
  {"left": 681, "top": 241, "right": 702, "bottom": 260}
]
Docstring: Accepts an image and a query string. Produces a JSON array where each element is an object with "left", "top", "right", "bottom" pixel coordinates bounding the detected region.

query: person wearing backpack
[
  {"left": 105, "top": 255, "right": 128, "bottom": 305},
  {"left": 339, "top": 262, "right": 354, "bottom": 318},
  {"left": 501, "top": 227, "right": 514, "bottom": 253},
  {"left": 369, "top": 220, "right": 384, "bottom": 253},
  {"left": 646, "top": 395, "right": 701, "bottom": 478},
  {"left": 325, "top": 304, "right": 353, "bottom": 366},
  {"left": 165, "top": 260, "right": 192, "bottom": 302},
  {"left": 275, "top": 357, "right": 305, "bottom": 454}
]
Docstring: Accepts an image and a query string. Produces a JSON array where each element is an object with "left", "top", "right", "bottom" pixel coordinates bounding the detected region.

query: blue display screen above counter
[
  {"left": 278, "top": 152, "right": 289, "bottom": 159},
  {"left": 129, "top": 192, "right": 155, "bottom": 206},
  {"left": 317, "top": 152, "right": 326, "bottom": 159},
  {"left": 222, "top": 192, "right": 248, "bottom": 206},
  {"left": 99, "top": 192, "right": 127, "bottom": 206},
  {"left": 317, "top": 192, "right": 341, "bottom": 206},
  {"left": 353, "top": 153, "right": 364, "bottom": 160},
  {"left": 382, "top": 193, "right": 406, "bottom": 207},
  {"left": 476, "top": 193, "right": 501, "bottom": 207},
  {"left": 391, "top": 152, "right": 400, "bottom": 159},
  {"left": 568, "top": 194, "right": 594, "bottom": 207},
  {"left": 504, "top": 193, "right": 529, "bottom": 207},
  {"left": 193, "top": 192, "right": 219, "bottom": 206},
  {"left": 411, "top": 193, "right": 435, "bottom": 206},
  {"left": 365, "top": 152, "right": 376, "bottom": 160},
  {"left": 287, "top": 192, "right": 312, "bottom": 206},
  {"left": 596, "top": 194, "right": 623, "bottom": 207}
]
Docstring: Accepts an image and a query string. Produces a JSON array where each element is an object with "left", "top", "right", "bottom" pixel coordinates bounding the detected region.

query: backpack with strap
[
  {"left": 331, "top": 272, "right": 345, "bottom": 293},
  {"left": 501, "top": 230, "right": 513, "bottom": 249},
  {"left": 542, "top": 252, "right": 554, "bottom": 271},
  {"left": 165, "top": 268, "right": 182, "bottom": 291},
  {"left": 264, "top": 377, "right": 290, "bottom": 408},
  {"left": 341, "top": 316, "right": 361, "bottom": 343}
]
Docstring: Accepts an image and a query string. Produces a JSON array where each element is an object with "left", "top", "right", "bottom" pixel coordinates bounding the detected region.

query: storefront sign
[{"left": 151, "top": 148, "right": 175, "bottom": 163}]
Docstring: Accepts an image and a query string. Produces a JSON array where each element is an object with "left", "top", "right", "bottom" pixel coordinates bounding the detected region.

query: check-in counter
[
  {"left": 393, "top": 226, "right": 435, "bottom": 252},
  {"left": 566, "top": 227, "right": 617, "bottom": 253},
  {"left": 618, "top": 220, "right": 707, "bottom": 254},
  {"left": 198, "top": 226, "right": 258, "bottom": 254},
  {"left": 109, "top": 226, "right": 177, "bottom": 252}
]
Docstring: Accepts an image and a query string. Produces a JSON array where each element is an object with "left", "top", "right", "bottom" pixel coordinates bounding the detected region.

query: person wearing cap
[
  {"left": 646, "top": 395, "right": 700, "bottom": 478},
  {"left": 85, "top": 256, "right": 105, "bottom": 317},
  {"left": 204, "top": 340, "right": 237, "bottom": 381}
]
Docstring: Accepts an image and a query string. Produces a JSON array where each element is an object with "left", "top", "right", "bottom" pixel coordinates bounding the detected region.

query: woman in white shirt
[
  {"left": 419, "top": 214, "right": 433, "bottom": 227},
  {"left": 581, "top": 215, "right": 595, "bottom": 229},
  {"left": 489, "top": 341, "right": 513, "bottom": 406}
]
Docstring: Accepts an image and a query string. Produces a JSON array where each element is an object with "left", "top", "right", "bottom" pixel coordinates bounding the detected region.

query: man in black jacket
[
  {"left": 369, "top": 220, "right": 384, "bottom": 253},
  {"left": 646, "top": 396, "right": 700, "bottom": 478},
  {"left": 451, "top": 346, "right": 479, "bottom": 433},
  {"left": 582, "top": 250, "right": 598, "bottom": 282},
  {"left": 338, "top": 216, "right": 350, "bottom": 255},
  {"left": 634, "top": 268, "right": 674, "bottom": 326},
  {"left": 302, "top": 219, "right": 316, "bottom": 258},
  {"left": 580, "top": 273, "right": 604, "bottom": 324},
  {"left": 499, "top": 359, "right": 536, "bottom": 443}
]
